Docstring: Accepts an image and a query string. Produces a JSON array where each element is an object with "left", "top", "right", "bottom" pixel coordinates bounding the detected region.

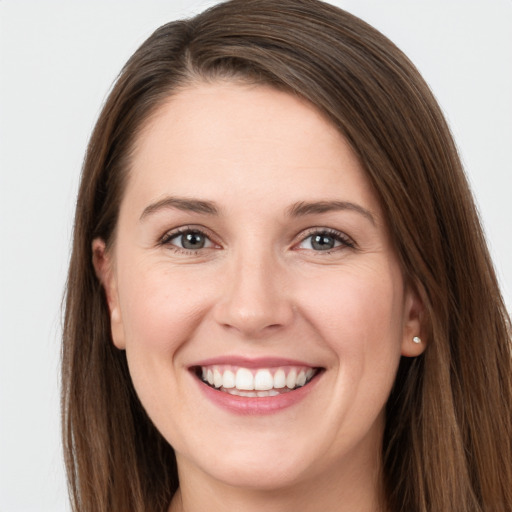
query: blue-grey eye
[
  {"left": 298, "top": 230, "right": 352, "bottom": 251},
  {"left": 166, "top": 230, "right": 215, "bottom": 250},
  {"left": 181, "top": 232, "right": 206, "bottom": 249},
  {"left": 310, "top": 233, "right": 338, "bottom": 250}
]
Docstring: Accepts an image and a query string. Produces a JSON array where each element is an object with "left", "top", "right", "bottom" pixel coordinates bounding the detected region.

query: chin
[
  {"left": 203, "top": 457, "right": 309, "bottom": 491},
  {"left": 175, "top": 434, "right": 320, "bottom": 492}
]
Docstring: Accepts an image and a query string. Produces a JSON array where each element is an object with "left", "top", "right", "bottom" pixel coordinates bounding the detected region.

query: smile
[{"left": 194, "top": 365, "right": 320, "bottom": 397}]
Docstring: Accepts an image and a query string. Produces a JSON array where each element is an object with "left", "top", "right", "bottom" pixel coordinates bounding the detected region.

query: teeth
[
  {"left": 213, "top": 369, "right": 223, "bottom": 388},
  {"left": 222, "top": 370, "right": 235, "bottom": 389},
  {"left": 257, "top": 390, "right": 280, "bottom": 397},
  {"left": 225, "top": 389, "right": 282, "bottom": 397},
  {"left": 286, "top": 369, "right": 297, "bottom": 389},
  {"left": 296, "top": 370, "right": 306, "bottom": 387},
  {"left": 199, "top": 365, "right": 318, "bottom": 393},
  {"left": 273, "top": 369, "right": 286, "bottom": 388},
  {"left": 254, "top": 369, "right": 273, "bottom": 390},
  {"left": 235, "top": 368, "right": 254, "bottom": 390}
]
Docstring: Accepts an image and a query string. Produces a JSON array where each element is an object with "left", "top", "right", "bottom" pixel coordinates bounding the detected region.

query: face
[{"left": 94, "top": 82, "right": 424, "bottom": 493}]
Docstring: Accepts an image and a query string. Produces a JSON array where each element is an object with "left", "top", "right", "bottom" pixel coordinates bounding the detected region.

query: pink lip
[
  {"left": 190, "top": 356, "right": 317, "bottom": 369},
  {"left": 190, "top": 363, "right": 323, "bottom": 416}
]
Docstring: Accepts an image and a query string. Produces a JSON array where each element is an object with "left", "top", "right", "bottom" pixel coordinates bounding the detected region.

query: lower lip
[{"left": 194, "top": 373, "right": 322, "bottom": 415}]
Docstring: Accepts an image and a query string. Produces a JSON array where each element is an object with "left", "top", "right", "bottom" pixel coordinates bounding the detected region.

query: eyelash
[
  {"left": 159, "top": 226, "right": 218, "bottom": 254},
  {"left": 297, "top": 228, "right": 356, "bottom": 253},
  {"left": 159, "top": 226, "right": 356, "bottom": 254}
]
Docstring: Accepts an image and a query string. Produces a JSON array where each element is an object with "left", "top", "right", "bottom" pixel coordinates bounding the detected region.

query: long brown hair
[{"left": 62, "top": 1, "right": 512, "bottom": 510}]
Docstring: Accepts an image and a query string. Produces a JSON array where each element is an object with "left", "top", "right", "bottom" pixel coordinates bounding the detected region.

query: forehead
[{"left": 124, "top": 82, "right": 380, "bottom": 219}]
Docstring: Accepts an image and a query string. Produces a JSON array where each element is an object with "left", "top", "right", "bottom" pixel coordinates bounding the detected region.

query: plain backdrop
[{"left": 0, "top": 1, "right": 511, "bottom": 510}]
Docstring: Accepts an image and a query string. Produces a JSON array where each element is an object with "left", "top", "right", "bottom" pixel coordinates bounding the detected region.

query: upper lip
[{"left": 190, "top": 356, "right": 319, "bottom": 369}]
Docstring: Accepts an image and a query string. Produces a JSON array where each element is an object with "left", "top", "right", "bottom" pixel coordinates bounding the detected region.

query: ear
[
  {"left": 92, "top": 238, "right": 126, "bottom": 350},
  {"left": 400, "top": 282, "right": 427, "bottom": 357}
]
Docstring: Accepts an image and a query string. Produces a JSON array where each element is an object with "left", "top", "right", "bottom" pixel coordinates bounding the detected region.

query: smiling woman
[
  {"left": 62, "top": 1, "right": 512, "bottom": 511},
  {"left": 92, "top": 85, "right": 418, "bottom": 500}
]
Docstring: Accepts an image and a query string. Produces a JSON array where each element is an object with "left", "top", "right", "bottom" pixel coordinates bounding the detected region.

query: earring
[{"left": 412, "top": 336, "right": 422, "bottom": 344}]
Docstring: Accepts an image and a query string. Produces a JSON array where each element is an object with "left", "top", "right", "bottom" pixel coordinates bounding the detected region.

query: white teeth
[
  {"left": 226, "top": 389, "right": 281, "bottom": 397},
  {"left": 273, "top": 369, "right": 286, "bottom": 388},
  {"left": 257, "top": 390, "right": 280, "bottom": 397},
  {"left": 199, "top": 365, "right": 318, "bottom": 393},
  {"left": 296, "top": 370, "right": 306, "bottom": 387},
  {"left": 222, "top": 370, "right": 235, "bottom": 389},
  {"left": 286, "top": 369, "right": 297, "bottom": 389},
  {"left": 235, "top": 368, "right": 254, "bottom": 390},
  {"left": 254, "top": 369, "right": 273, "bottom": 390},
  {"left": 213, "top": 369, "right": 223, "bottom": 388}
]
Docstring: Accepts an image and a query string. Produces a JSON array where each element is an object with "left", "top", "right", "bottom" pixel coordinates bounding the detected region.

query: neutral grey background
[{"left": 1, "top": 1, "right": 510, "bottom": 510}]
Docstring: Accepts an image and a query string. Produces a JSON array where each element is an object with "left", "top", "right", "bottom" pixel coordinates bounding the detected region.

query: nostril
[
  {"left": 215, "top": 302, "right": 296, "bottom": 337},
  {"left": 212, "top": 266, "right": 294, "bottom": 336}
]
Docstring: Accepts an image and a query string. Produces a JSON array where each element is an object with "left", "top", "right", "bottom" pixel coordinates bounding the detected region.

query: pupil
[
  {"left": 182, "top": 232, "right": 205, "bottom": 249},
  {"left": 312, "top": 234, "right": 334, "bottom": 250}
]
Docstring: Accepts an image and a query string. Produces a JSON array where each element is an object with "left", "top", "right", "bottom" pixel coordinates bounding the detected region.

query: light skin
[{"left": 93, "top": 82, "right": 425, "bottom": 512}]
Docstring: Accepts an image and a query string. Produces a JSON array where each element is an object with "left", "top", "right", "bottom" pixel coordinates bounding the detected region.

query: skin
[{"left": 93, "top": 82, "right": 425, "bottom": 512}]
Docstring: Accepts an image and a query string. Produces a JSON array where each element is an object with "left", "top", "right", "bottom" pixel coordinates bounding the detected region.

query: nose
[{"left": 213, "top": 249, "right": 294, "bottom": 338}]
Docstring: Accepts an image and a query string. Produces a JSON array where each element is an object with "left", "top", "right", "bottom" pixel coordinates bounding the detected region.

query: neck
[{"left": 170, "top": 481, "right": 384, "bottom": 512}]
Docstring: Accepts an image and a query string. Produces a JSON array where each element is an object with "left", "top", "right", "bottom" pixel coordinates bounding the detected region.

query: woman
[{"left": 62, "top": 0, "right": 512, "bottom": 511}]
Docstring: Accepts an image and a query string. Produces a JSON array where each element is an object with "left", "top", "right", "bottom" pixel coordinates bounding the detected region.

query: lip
[
  {"left": 189, "top": 356, "right": 323, "bottom": 415},
  {"left": 191, "top": 356, "right": 318, "bottom": 369}
]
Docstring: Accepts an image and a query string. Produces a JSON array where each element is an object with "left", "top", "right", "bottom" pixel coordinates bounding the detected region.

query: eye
[
  {"left": 297, "top": 229, "right": 355, "bottom": 251},
  {"left": 161, "top": 228, "right": 217, "bottom": 251}
]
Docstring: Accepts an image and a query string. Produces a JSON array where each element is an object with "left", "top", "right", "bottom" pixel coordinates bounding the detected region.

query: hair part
[{"left": 63, "top": 1, "right": 512, "bottom": 511}]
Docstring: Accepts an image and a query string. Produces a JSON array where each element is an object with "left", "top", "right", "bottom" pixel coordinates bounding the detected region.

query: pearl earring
[{"left": 412, "top": 336, "right": 422, "bottom": 344}]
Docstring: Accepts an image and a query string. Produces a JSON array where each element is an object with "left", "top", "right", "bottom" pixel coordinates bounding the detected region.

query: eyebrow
[
  {"left": 287, "top": 200, "right": 376, "bottom": 225},
  {"left": 140, "top": 197, "right": 219, "bottom": 220},
  {"left": 140, "top": 196, "right": 375, "bottom": 225}
]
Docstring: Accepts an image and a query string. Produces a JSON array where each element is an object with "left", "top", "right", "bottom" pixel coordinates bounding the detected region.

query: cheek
[
  {"left": 118, "top": 263, "right": 213, "bottom": 356},
  {"left": 116, "top": 264, "right": 216, "bottom": 429},
  {"left": 295, "top": 264, "right": 405, "bottom": 442},
  {"left": 296, "top": 262, "right": 405, "bottom": 369}
]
